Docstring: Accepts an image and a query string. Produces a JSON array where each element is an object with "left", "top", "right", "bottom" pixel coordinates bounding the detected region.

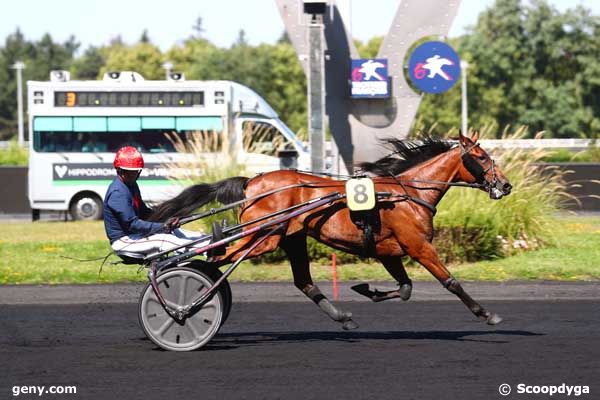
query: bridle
[
  {"left": 399, "top": 141, "right": 499, "bottom": 194},
  {"left": 457, "top": 141, "right": 499, "bottom": 193}
]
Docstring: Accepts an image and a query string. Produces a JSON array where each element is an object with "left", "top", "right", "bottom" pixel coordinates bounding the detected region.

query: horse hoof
[
  {"left": 486, "top": 313, "right": 503, "bottom": 325},
  {"left": 342, "top": 319, "right": 359, "bottom": 330},
  {"left": 340, "top": 311, "right": 353, "bottom": 321},
  {"left": 399, "top": 283, "right": 412, "bottom": 301}
]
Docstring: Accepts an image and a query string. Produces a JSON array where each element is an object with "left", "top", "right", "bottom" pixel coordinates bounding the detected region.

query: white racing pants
[{"left": 111, "top": 228, "right": 211, "bottom": 256}]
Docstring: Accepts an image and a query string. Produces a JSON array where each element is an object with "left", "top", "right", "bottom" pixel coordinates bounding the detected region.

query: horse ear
[{"left": 471, "top": 131, "right": 480, "bottom": 142}]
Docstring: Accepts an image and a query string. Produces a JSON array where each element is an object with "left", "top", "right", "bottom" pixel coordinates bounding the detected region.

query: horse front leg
[
  {"left": 409, "top": 242, "right": 502, "bottom": 325},
  {"left": 351, "top": 255, "right": 413, "bottom": 302},
  {"left": 279, "top": 232, "right": 358, "bottom": 330}
]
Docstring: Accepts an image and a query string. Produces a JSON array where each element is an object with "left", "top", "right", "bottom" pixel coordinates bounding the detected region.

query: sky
[{"left": 1, "top": 0, "right": 599, "bottom": 54}]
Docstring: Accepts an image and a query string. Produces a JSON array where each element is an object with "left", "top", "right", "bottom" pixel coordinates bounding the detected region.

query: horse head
[{"left": 456, "top": 132, "right": 512, "bottom": 200}]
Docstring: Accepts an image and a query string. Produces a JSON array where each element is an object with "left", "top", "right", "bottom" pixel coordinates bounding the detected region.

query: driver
[{"left": 103, "top": 146, "right": 209, "bottom": 255}]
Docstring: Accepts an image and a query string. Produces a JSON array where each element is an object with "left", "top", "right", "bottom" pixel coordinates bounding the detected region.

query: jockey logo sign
[
  {"left": 408, "top": 41, "right": 461, "bottom": 94},
  {"left": 350, "top": 58, "right": 390, "bottom": 98}
]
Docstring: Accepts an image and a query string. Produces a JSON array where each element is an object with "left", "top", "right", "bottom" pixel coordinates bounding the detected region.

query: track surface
[{"left": 1, "top": 295, "right": 599, "bottom": 399}]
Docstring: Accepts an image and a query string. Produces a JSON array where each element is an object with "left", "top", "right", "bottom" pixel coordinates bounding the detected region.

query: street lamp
[
  {"left": 460, "top": 60, "right": 469, "bottom": 136},
  {"left": 11, "top": 61, "right": 26, "bottom": 147}
]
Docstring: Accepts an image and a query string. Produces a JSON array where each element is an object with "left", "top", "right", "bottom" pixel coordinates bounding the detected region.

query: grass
[
  {"left": 0, "top": 140, "right": 28, "bottom": 166},
  {"left": 0, "top": 216, "right": 598, "bottom": 285}
]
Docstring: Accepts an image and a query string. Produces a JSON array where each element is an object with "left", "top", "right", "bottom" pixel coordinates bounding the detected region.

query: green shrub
[{"left": 0, "top": 140, "right": 28, "bottom": 165}]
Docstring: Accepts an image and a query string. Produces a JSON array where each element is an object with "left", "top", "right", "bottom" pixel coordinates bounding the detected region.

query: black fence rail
[
  {"left": 544, "top": 163, "right": 600, "bottom": 211},
  {"left": 0, "top": 164, "right": 598, "bottom": 216},
  {"left": 0, "top": 166, "right": 30, "bottom": 214}
]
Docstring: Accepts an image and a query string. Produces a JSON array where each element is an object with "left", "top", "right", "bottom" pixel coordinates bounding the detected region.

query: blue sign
[
  {"left": 408, "top": 41, "right": 461, "bottom": 94},
  {"left": 350, "top": 58, "right": 389, "bottom": 98}
]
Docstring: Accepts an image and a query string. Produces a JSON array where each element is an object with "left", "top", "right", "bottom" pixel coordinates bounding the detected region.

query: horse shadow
[{"left": 205, "top": 329, "right": 544, "bottom": 350}]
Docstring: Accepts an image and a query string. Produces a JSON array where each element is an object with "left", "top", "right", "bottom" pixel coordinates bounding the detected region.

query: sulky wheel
[
  {"left": 187, "top": 261, "right": 232, "bottom": 328},
  {"left": 138, "top": 267, "right": 224, "bottom": 351}
]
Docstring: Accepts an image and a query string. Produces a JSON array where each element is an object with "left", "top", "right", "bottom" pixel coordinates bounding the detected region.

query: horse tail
[{"left": 148, "top": 176, "right": 249, "bottom": 222}]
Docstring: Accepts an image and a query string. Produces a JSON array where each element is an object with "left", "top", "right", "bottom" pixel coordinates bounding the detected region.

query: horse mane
[{"left": 358, "top": 135, "right": 454, "bottom": 176}]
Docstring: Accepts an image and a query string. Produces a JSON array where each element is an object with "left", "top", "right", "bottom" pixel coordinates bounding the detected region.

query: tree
[
  {"left": 0, "top": 29, "right": 78, "bottom": 139},
  {"left": 234, "top": 29, "right": 248, "bottom": 47},
  {"left": 165, "top": 37, "right": 222, "bottom": 80},
  {"left": 139, "top": 29, "right": 150, "bottom": 44},
  {"left": 277, "top": 30, "right": 291, "bottom": 44},
  {"left": 71, "top": 46, "right": 106, "bottom": 79},
  {"left": 100, "top": 42, "right": 164, "bottom": 80},
  {"left": 415, "top": 0, "right": 600, "bottom": 138},
  {"left": 355, "top": 36, "right": 383, "bottom": 59},
  {"left": 192, "top": 16, "right": 205, "bottom": 38},
  {"left": 0, "top": 28, "right": 30, "bottom": 138}
]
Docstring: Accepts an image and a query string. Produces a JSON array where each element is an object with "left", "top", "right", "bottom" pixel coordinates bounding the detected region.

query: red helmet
[{"left": 114, "top": 146, "right": 144, "bottom": 170}]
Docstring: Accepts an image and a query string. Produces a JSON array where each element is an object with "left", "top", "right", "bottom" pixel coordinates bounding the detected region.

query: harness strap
[
  {"left": 378, "top": 193, "right": 437, "bottom": 215},
  {"left": 408, "top": 196, "right": 437, "bottom": 215},
  {"left": 375, "top": 176, "right": 485, "bottom": 189}
]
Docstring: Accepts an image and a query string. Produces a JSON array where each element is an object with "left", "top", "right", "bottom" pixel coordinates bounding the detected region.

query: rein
[{"left": 402, "top": 178, "right": 486, "bottom": 189}]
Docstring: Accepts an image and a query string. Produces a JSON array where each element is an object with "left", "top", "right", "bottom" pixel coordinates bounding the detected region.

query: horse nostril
[{"left": 503, "top": 182, "right": 512, "bottom": 192}]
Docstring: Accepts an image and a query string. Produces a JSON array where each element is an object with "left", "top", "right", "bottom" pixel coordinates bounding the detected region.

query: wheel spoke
[
  {"left": 163, "top": 299, "right": 179, "bottom": 309},
  {"left": 155, "top": 317, "right": 176, "bottom": 337},
  {"left": 186, "top": 318, "right": 203, "bottom": 339},
  {"left": 178, "top": 275, "right": 189, "bottom": 306}
]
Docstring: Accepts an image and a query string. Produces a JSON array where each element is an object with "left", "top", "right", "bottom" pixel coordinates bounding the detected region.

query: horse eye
[{"left": 478, "top": 155, "right": 486, "bottom": 161}]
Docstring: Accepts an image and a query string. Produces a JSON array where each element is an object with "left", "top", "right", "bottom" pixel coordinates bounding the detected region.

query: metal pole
[
  {"left": 308, "top": 15, "right": 325, "bottom": 172},
  {"left": 460, "top": 60, "right": 468, "bottom": 136},
  {"left": 12, "top": 61, "right": 26, "bottom": 146}
]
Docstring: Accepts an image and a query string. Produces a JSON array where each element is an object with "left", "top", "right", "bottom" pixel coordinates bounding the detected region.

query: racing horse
[{"left": 149, "top": 132, "right": 512, "bottom": 330}]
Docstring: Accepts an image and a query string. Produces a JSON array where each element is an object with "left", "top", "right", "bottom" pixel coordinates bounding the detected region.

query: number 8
[{"left": 353, "top": 184, "right": 368, "bottom": 204}]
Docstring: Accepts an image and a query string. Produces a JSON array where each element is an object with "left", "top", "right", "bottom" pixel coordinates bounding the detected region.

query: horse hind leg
[
  {"left": 351, "top": 255, "right": 412, "bottom": 302},
  {"left": 279, "top": 232, "right": 358, "bottom": 330}
]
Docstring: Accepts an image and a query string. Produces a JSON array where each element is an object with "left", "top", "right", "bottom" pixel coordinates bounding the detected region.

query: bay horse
[{"left": 149, "top": 132, "right": 512, "bottom": 330}]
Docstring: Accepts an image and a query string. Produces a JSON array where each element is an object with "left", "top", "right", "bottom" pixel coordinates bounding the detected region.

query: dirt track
[{"left": 1, "top": 282, "right": 598, "bottom": 399}]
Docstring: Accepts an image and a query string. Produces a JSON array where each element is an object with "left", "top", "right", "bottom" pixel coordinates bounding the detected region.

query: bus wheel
[{"left": 70, "top": 193, "right": 103, "bottom": 220}]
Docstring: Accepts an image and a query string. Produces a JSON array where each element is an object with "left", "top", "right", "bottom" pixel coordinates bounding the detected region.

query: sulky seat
[{"left": 114, "top": 250, "right": 147, "bottom": 265}]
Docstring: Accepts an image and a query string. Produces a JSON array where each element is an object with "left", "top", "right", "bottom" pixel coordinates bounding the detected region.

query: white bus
[{"left": 27, "top": 70, "right": 311, "bottom": 220}]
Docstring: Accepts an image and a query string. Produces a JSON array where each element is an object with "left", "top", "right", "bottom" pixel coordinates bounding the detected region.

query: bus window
[
  {"left": 37, "top": 132, "right": 75, "bottom": 152},
  {"left": 242, "top": 121, "right": 294, "bottom": 156},
  {"left": 81, "top": 134, "right": 108, "bottom": 152},
  {"left": 33, "top": 130, "right": 221, "bottom": 153}
]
